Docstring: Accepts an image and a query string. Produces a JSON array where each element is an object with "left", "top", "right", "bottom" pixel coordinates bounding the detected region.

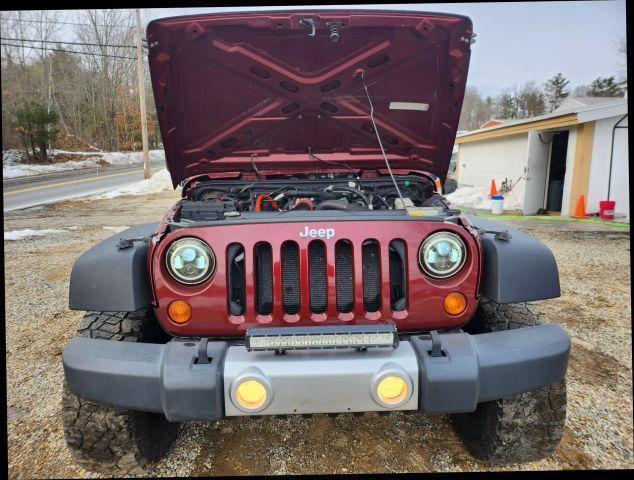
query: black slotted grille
[
  {"left": 362, "top": 240, "right": 381, "bottom": 312},
  {"left": 238, "top": 237, "right": 407, "bottom": 320},
  {"left": 226, "top": 243, "right": 246, "bottom": 316},
  {"left": 335, "top": 240, "right": 354, "bottom": 313},
  {"left": 254, "top": 242, "right": 273, "bottom": 315},
  {"left": 308, "top": 241, "right": 327, "bottom": 313},
  {"left": 389, "top": 239, "right": 407, "bottom": 312},
  {"left": 281, "top": 241, "right": 300, "bottom": 314}
]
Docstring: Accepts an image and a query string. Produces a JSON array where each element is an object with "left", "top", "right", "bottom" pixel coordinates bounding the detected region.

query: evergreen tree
[
  {"left": 13, "top": 101, "right": 60, "bottom": 161},
  {"left": 474, "top": 94, "right": 494, "bottom": 128},
  {"left": 496, "top": 90, "right": 517, "bottom": 119},
  {"left": 544, "top": 73, "right": 570, "bottom": 111},
  {"left": 587, "top": 76, "right": 624, "bottom": 97},
  {"left": 484, "top": 96, "right": 494, "bottom": 116}
]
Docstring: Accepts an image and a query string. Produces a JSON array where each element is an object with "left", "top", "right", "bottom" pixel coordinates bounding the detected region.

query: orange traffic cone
[
  {"left": 434, "top": 177, "right": 442, "bottom": 193},
  {"left": 572, "top": 195, "right": 589, "bottom": 218},
  {"left": 489, "top": 179, "right": 498, "bottom": 197}
]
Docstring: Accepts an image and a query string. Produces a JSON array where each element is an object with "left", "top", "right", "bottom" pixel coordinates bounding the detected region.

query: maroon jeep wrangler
[{"left": 61, "top": 10, "right": 569, "bottom": 473}]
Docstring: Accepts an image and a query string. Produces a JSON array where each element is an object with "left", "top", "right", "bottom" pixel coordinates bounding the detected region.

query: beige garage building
[{"left": 455, "top": 97, "right": 629, "bottom": 221}]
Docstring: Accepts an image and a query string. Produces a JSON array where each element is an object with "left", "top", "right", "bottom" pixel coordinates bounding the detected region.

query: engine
[{"left": 178, "top": 173, "right": 449, "bottom": 221}]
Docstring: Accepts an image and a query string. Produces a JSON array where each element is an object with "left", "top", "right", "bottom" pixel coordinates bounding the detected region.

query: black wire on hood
[
  {"left": 307, "top": 147, "right": 356, "bottom": 174},
  {"left": 307, "top": 147, "right": 369, "bottom": 194}
]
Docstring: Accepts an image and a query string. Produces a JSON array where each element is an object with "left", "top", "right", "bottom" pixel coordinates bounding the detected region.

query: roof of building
[
  {"left": 480, "top": 119, "right": 506, "bottom": 129},
  {"left": 456, "top": 97, "right": 627, "bottom": 144},
  {"left": 555, "top": 96, "right": 625, "bottom": 111}
]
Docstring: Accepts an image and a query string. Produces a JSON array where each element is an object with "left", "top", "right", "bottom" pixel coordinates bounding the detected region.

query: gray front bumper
[{"left": 62, "top": 324, "right": 570, "bottom": 421}]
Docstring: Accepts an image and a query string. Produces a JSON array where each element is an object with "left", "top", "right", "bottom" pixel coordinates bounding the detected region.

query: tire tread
[
  {"left": 451, "top": 298, "right": 567, "bottom": 464},
  {"left": 62, "top": 309, "right": 177, "bottom": 474}
]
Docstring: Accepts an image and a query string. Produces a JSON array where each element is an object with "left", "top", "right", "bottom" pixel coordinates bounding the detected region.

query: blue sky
[{"left": 146, "top": 1, "right": 627, "bottom": 98}]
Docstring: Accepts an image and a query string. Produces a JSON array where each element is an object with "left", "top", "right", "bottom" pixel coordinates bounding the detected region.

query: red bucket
[{"left": 599, "top": 200, "right": 616, "bottom": 220}]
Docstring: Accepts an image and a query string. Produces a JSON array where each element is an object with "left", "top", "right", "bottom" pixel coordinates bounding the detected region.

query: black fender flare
[
  {"left": 69, "top": 223, "right": 159, "bottom": 312},
  {"left": 465, "top": 215, "right": 560, "bottom": 303}
]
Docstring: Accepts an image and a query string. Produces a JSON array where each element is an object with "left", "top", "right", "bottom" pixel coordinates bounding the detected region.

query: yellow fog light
[
  {"left": 376, "top": 376, "right": 408, "bottom": 404},
  {"left": 236, "top": 380, "right": 267, "bottom": 409},
  {"left": 370, "top": 365, "right": 413, "bottom": 409},
  {"left": 230, "top": 368, "right": 273, "bottom": 413}
]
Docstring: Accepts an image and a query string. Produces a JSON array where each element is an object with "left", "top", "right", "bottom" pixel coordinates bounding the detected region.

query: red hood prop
[{"left": 147, "top": 10, "right": 473, "bottom": 187}]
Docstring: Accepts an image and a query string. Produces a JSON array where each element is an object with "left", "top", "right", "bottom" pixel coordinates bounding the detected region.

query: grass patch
[{"left": 473, "top": 212, "right": 630, "bottom": 229}]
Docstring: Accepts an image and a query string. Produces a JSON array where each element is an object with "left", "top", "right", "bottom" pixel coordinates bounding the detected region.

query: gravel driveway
[{"left": 5, "top": 192, "right": 633, "bottom": 477}]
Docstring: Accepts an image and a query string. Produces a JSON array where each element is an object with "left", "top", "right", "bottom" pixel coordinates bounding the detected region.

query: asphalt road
[{"left": 2, "top": 161, "right": 166, "bottom": 212}]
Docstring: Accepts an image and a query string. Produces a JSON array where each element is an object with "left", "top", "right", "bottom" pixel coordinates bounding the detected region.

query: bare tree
[
  {"left": 0, "top": 11, "right": 63, "bottom": 68},
  {"left": 516, "top": 81, "right": 545, "bottom": 118},
  {"left": 458, "top": 87, "right": 495, "bottom": 131},
  {"left": 495, "top": 89, "right": 517, "bottom": 119},
  {"left": 2, "top": 9, "right": 162, "bottom": 153},
  {"left": 571, "top": 85, "right": 589, "bottom": 97},
  {"left": 493, "top": 81, "right": 545, "bottom": 120},
  {"left": 616, "top": 36, "right": 627, "bottom": 82},
  {"left": 1, "top": 10, "right": 64, "bottom": 151},
  {"left": 74, "top": 10, "right": 136, "bottom": 150}
]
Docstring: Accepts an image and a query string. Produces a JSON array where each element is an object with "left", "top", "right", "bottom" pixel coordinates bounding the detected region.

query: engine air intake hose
[{"left": 315, "top": 200, "right": 366, "bottom": 211}]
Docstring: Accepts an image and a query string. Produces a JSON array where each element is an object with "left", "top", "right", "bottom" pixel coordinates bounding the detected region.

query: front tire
[
  {"left": 443, "top": 177, "right": 458, "bottom": 194},
  {"left": 451, "top": 298, "right": 567, "bottom": 464},
  {"left": 61, "top": 309, "right": 178, "bottom": 474}
]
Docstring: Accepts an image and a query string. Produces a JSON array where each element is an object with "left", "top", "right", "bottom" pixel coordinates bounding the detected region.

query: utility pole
[
  {"left": 47, "top": 56, "right": 53, "bottom": 153},
  {"left": 47, "top": 58, "right": 52, "bottom": 114},
  {"left": 135, "top": 8, "right": 150, "bottom": 179}
]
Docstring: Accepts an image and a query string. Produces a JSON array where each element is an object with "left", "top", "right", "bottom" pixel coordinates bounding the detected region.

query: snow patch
[
  {"left": 444, "top": 185, "right": 522, "bottom": 212},
  {"left": 92, "top": 168, "right": 174, "bottom": 199},
  {"left": 4, "top": 228, "right": 67, "bottom": 241},
  {"left": 101, "top": 150, "right": 165, "bottom": 166},
  {"left": 3, "top": 159, "right": 103, "bottom": 178},
  {"left": 2, "top": 149, "right": 25, "bottom": 165},
  {"left": 3, "top": 149, "right": 166, "bottom": 178}
]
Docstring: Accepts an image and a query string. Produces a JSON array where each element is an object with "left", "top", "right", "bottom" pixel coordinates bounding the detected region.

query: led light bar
[{"left": 245, "top": 324, "right": 398, "bottom": 351}]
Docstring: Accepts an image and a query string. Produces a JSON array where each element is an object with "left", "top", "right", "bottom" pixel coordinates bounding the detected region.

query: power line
[
  {"left": 1, "top": 36, "right": 136, "bottom": 49},
  {"left": 0, "top": 42, "right": 137, "bottom": 60},
  {"left": 1, "top": 16, "right": 135, "bottom": 30}
]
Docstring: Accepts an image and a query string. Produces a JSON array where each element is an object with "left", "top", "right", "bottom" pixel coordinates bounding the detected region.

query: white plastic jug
[{"left": 491, "top": 195, "right": 504, "bottom": 215}]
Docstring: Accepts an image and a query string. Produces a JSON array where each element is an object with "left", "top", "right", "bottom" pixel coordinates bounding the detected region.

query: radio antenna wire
[{"left": 359, "top": 72, "right": 405, "bottom": 205}]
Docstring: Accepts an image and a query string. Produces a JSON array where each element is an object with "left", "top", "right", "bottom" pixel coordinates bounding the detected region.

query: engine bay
[{"left": 178, "top": 173, "right": 451, "bottom": 222}]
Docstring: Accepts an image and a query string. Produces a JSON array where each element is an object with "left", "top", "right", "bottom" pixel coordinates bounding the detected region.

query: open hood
[{"left": 147, "top": 10, "right": 473, "bottom": 186}]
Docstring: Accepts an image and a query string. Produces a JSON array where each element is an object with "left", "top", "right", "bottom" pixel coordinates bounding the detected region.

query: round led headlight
[
  {"left": 419, "top": 231, "right": 466, "bottom": 278},
  {"left": 165, "top": 237, "right": 215, "bottom": 284}
]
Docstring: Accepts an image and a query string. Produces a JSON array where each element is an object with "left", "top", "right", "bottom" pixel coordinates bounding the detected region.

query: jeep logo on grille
[{"left": 299, "top": 226, "right": 335, "bottom": 240}]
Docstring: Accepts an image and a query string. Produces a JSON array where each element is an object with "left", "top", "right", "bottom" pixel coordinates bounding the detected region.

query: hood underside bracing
[{"left": 147, "top": 10, "right": 473, "bottom": 186}]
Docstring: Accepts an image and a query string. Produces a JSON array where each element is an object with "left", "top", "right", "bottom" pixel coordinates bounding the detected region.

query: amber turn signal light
[
  {"left": 443, "top": 292, "right": 467, "bottom": 315},
  {"left": 168, "top": 300, "right": 192, "bottom": 323}
]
